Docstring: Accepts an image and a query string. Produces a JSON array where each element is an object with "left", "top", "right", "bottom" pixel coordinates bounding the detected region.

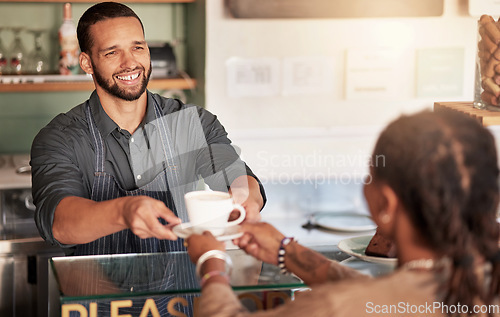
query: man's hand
[
  {"left": 121, "top": 196, "right": 181, "bottom": 240},
  {"left": 53, "top": 195, "right": 181, "bottom": 245},
  {"left": 229, "top": 175, "right": 264, "bottom": 223}
]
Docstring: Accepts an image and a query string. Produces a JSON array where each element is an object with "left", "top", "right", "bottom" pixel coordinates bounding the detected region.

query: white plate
[
  {"left": 172, "top": 222, "right": 244, "bottom": 241},
  {"left": 314, "top": 212, "right": 377, "bottom": 232},
  {"left": 338, "top": 235, "right": 397, "bottom": 266}
]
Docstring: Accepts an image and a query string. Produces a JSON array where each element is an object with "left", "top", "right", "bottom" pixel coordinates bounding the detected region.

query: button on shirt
[
  {"left": 128, "top": 122, "right": 165, "bottom": 187},
  {"left": 111, "top": 121, "right": 163, "bottom": 188},
  {"left": 31, "top": 91, "right": 266, "bottom": 247}
]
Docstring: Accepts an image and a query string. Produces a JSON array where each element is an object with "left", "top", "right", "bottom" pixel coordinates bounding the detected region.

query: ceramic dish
[{"left": 338, "top": 235, "right": 397, "bottom": 266}]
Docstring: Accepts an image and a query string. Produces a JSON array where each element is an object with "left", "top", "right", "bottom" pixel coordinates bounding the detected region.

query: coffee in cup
[{"left": 184, "top": 190, "right": 246, "bottom": 236}]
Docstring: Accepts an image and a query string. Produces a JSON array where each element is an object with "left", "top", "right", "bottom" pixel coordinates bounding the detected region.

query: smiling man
[{"left": 30, "top": 2, "right": 265, "bottom": 257}]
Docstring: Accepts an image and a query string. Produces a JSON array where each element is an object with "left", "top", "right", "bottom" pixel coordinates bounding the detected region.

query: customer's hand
[
  {"left": 186, "top": 231, "right": 226, "bottom": 263},
  {"left": 235, "top": 222, "right": 285, "bottom": 265}
]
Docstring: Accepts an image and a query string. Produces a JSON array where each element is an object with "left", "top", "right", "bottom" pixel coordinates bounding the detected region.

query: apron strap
[{"left": 85, "top": 104, "right": 106, "bottom": 174}]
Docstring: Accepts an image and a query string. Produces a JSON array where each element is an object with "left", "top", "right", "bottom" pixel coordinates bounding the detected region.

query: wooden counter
[{"left": 434, "top": 102, "right": 500, "bottom": 126}]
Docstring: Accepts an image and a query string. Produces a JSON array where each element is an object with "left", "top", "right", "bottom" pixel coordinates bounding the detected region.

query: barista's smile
[{"left": 116, "top": 71, "right": 141, "bottom": 83}]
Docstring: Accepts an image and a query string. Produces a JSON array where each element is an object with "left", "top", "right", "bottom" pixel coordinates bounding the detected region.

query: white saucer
[
  {"left": 338, "top": 235, "right": 397, "bottom": 266},
  {"left": 172, "top": 222, "right": 244, "bottom": 241},
  {"left": 314, "top": 212, "right": 377, "bottom": 232}
]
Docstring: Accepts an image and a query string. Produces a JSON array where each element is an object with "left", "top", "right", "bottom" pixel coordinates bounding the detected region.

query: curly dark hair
[
  {"left": 372, "top": 110, "right": 500, "bottom": 316},
  {"left": 76, "top": 2, "right": 145, "bottom": 54}
]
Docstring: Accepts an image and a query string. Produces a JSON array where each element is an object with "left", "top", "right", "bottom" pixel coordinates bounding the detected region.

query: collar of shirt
[{"left": 88, "top": 90, "right": 159, "bottom": 138}]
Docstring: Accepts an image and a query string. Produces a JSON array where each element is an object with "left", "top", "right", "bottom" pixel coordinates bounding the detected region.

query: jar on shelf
[{"left": 474, "top": 14, "right": 500, "bottom": 110}]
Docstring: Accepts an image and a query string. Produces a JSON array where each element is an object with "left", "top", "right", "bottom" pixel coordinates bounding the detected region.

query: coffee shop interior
[{"left": 0, "top": 0, "right": 499, "bottom": 316}]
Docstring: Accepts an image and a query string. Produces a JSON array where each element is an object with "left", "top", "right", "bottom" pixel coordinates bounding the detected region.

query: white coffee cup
[{"left": 184, "top": 190, "right": 246, "bottom": 236}]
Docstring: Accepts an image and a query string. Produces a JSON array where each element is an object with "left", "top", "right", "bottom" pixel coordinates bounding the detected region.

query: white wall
[{"left": 204, "top": 0, "right": 482, "bottom": 182}]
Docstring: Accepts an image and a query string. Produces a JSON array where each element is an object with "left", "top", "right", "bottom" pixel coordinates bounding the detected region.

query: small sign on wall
[
  {"left": 344, "top": 48, "right": 402, "bottom": 101},
  {"left": 415, "top": 47, "right": 464, "bottom": 98},
  {"left": 225, "top": 57, "right": 280, "bottom": 98},
  {"left": 282, "top": 56, "right": 334, "bottom": 96}
]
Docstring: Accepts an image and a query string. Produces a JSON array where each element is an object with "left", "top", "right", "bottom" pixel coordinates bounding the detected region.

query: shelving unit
[
  {"left": 0, "top": 0, "right": 205, "bottom": 154},
  {"left": 0, "top": 77, "right": 197, "bottom": 92},
  {"left": 434, "top": 102, "right": 500, "bottom": 126},
  {"left": 0, "top": 0, "right": 198, "bottom": 93},
  {"left": 0, "top": 0, "right": 194, "bottom": 2}
]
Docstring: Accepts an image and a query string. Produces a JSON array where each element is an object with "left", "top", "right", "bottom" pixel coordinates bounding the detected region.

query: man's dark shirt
[{"left": 31, "top": 90, "right": 265, "bottom": 247}]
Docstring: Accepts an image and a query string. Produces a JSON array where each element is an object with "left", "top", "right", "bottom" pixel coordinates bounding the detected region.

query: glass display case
[
  {"left": 48, "top": 249, "right": 306, "bottom": 317},
  {"left": 47, "top": 245, "right": 395, "bottom": 316}
]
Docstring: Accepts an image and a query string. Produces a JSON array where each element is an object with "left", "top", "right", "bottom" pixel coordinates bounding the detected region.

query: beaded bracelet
[
  {"left": 278, "top": 237, "right": 294, "bottom": 275},
  {"left": 200, "top": 270, "right": 229, "bottom": 287},
  {"left": 195, "top": 249, "right": 233, "bottom": 278}
]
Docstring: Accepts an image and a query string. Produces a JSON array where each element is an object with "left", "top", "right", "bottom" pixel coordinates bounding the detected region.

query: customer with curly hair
[{"left": 187, "top": 110, "right": 500, "bottom": 317}]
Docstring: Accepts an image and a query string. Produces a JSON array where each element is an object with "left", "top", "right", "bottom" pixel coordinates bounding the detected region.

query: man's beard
[{"left": 92, "top": 62, "right": 152, "bottom": 101}]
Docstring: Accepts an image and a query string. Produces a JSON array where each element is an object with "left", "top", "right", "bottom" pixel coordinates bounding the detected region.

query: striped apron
[
  {"left": 76, "top": 98, "right": 188, "bottom": 255},
  {"left": 69, "top": 99, "right": 198, "bottom": 316}
]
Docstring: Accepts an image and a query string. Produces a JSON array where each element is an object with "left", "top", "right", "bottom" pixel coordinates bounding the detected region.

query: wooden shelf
[
  {"left": 0, "top": 1, "right": 197, "bottom": 90},
  {"left": 434, "top": 102, "right": 500, "bottom": 126},
  {"left": 0, "top": 0, "right": 194, "bottom": 2},
  {"left": 227, "top": 0, "right": 443, "bottom": 18},
  {"left": 0, "top": 77, "right": 196, "bottom": 92}
]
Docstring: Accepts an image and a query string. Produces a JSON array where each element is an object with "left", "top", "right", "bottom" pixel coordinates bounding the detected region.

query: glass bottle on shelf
[
  {"left": 28, "top": 29, "right": 49, "bottom": 75},
  {"left": 9, "top": 27, "right": 27, "bottom": 75},
  {"left": 0, "top": 27, "right": 8, "bottom": 75},
  {"left": 58, "top": 3, "right": 80, "bottom": 75}
]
